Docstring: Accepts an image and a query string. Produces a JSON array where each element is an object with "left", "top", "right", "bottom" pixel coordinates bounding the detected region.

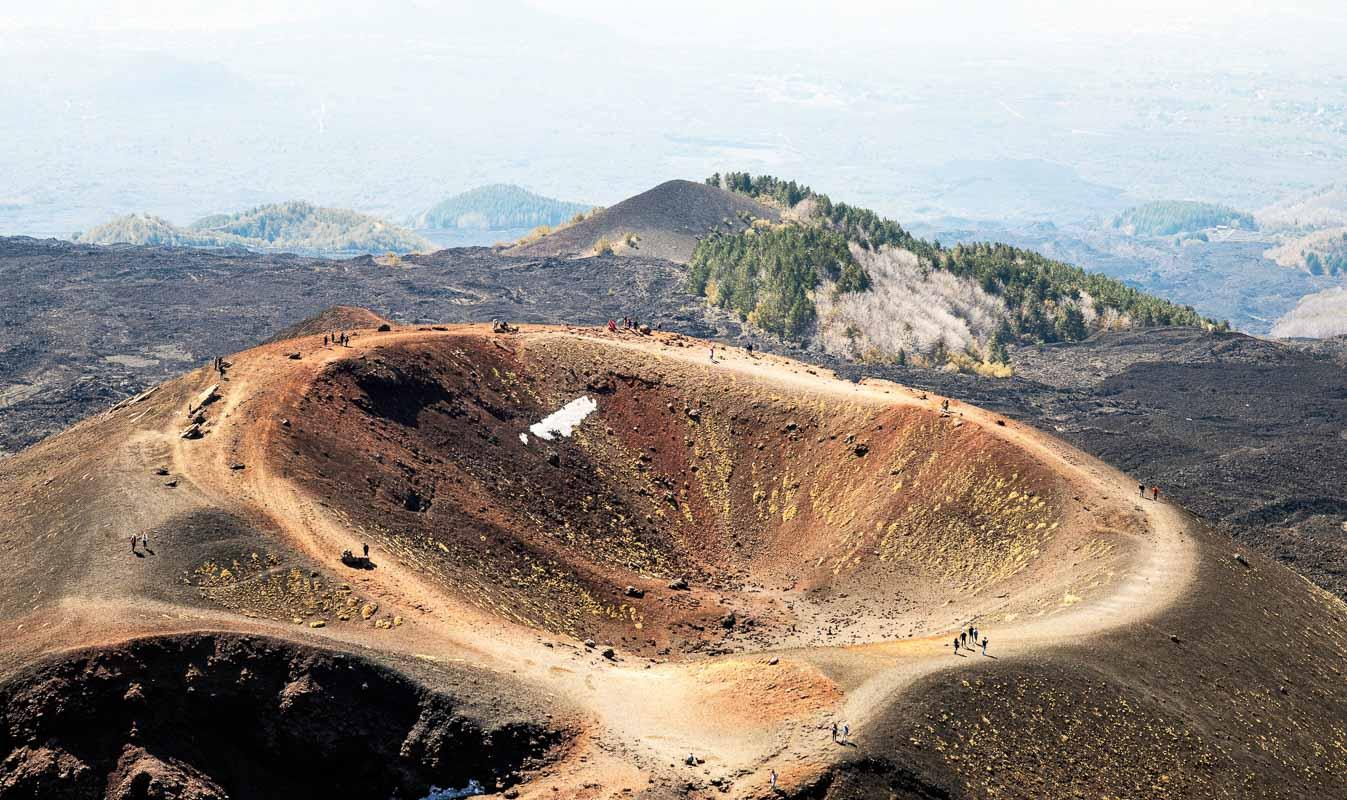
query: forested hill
[
  {"left": 1112, "top": 200, "right": 1256, "bottom": 236},
  {"left": 698, "top": 172, "right": 1221, "bottom": 372},
  {"left": 414, "top": 184, "right": 591, "bottom": 230},
  {"left": 78, "top": 202, "right": 430, "bottom": 256}
]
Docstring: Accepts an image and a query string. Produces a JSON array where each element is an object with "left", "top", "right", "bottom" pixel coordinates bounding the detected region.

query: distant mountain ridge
[
  {"left": 414, "top": 184, "right": 591, "bottom": 230},
  {"left": 78, "top": 201, "right": 430, "bottom": 256}
]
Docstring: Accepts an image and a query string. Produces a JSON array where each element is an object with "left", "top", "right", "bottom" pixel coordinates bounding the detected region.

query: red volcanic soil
[
  {"left": 0, "top": 319, "right": 1344, "bottom": 799},
  {"left": 264, "top": 305, "right": 391, "bottom": 343}
]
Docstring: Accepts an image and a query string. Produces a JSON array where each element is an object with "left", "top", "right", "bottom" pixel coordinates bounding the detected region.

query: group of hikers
[
  {"left": 952, "top": 623, "right": 988, "bottom": 657},
  {"left": 211, "top": 356, "right": 227, "bottom": 375},
  {"left": 607, "top": 317, "right": 646, "bottom": 332},
  {"left": 1139, "top": 482, "right": 1162, "bottom": 501},
  {"left": 129, "top": 532, "right": 152, "bottom": 554},
  {"left": 323, "top": 332, "right": 351, "bottom": 347}
]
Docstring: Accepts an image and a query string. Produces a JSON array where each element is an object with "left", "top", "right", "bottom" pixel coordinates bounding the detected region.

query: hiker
[
  {"left": 1151, "top": 485, "right": 1160, "bottom": 501},
  {"left": 970, "top": 625, "right": 977, "bottom": 643},
  {"left": 953, "top": 637, "right": 960, "bottom": 655},
  {"left": 685, "top": 753, "right": 696, "bottom": 766},
  {"left": 746, "top": 343, "right": 754, "bottom": 354},
  {"left": 142, "top": 533, "right": 150, "bottom": 551},
  {"left": 1139, "top": 482, "right": 1146, "bottom": 498},
  {"left": 130, "top": 534, "right": 138, "bottom": 553},
  {"left": 981, "top": 637, "right": 989, "bottom": 656},
  {"left": 831, "top": 721, "right": 838, "bottom": 742},
  {"left": 842, "top": 723, "right": 850, "bottom": 740},
  {"left": 324, "top": 335, "right": 329, "bottom": 346},
  {"left": 960, "top": 630, "right": 967, "bottom": 648},
  {"left": 941, "top": 398, "right": 950, "bottom": 413},
  {"left": 362, "top": 542, "right": 369, "bottom": 559},
  {"left": 770, "top": 769, "right": 777, "bottom": 790},
  {"left": 607, "top": 319, "right": 616, "bottom": 332},
  {"left": 709, "top": 346, "right": 715, "bottom": 362}
]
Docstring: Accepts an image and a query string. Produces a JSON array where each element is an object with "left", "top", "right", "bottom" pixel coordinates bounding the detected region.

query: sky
[
  {"left": 7, "top": 0, "right": 1347, "bottom": 38},
  {"left": 3, "top": 1, "right": 1346, "bottom": 234}
]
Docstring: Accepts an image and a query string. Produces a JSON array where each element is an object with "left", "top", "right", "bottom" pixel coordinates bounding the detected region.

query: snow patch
[
  {"left": 419, "top": 780, "right": 484, "bottom": 799},
  {"left": 527, "top": 395, "right": 597, "bottom": 441}
]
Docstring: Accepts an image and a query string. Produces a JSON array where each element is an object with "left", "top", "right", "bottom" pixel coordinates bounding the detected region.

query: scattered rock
[
  {"left": 164, "top": 480, "right": 178, "bottom": 488},
  {"left": 288, "top": 352, "right": 302, "bottom": 360},
  {"left": 853, "top": 443, "right": 869, "bottom": 457},
  {"left": 720, "top": 612, "right": 737, "bottom": 630},
  {"left": 668, "top": 577, "right": 689, "bottom": 590},
  {"left": 624, "top": 586, "right": 645, "bottom": 599},
  {"left": 547, "top": 452, "right": 560, "bottom": 467},
  {"left": 1233, "top": 553, "right": 1250, "bottom": 567},
  {"left": 601, "top": 647, "right": 616, "bottom": 660},
  {"left": 584, "top": 639, "right": 597, "bottom": 649},
  {"left": 188, "top": 384, "right": 219, "bottom": 414},
  {"left": 229, "top": 463, "right": 246, "bottom": 471},
  {"left": 1169, "top": 633, "right": 1182, "bottom": 644},
  {"left": 309, "top": 620, "right": 326, "bottom": 629},
  {"left": 360, "top": 602, "right": 379, "bottom": 620},
  {"left": 180, "top": 423, "right": 203, "bottom": 440},
  {"left": 377, "top": 323, "right": 392, "bottom": 332},
  {"left": 280, "top": 419, "right": 291, "bottom": 428},
  {"left": 154, "top": 467, "right": 169, "bottom": 476},
  {"left": 767, "top": 657, "right": 779, "bottom": 666}
]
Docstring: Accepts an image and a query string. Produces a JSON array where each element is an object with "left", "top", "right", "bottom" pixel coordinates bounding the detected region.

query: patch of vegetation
[
  {"left": 76, "top": 214, "right": 224, "bottom": 249},
  {"left": 688, "top": 226, "right": 868, "bottom": 338},
  {"left": 188, "top": 201, "right": 429, "bottom": 253},
  {"left": 1112, "top": 201, "right": 1255, "bottom": 236},
  {"left": 79, "top": 202, "right": 430, "bottom": 256},
  {"left": 1304, "top": 243, "right": 1347, "bottom": 275},
  {"left": 699, "top": 172, "right": 1222, "bottom": 355},
  {"left": 709, "top": 172, "right": 934, "bottom": 257},
  {"left": 938, "top": 242, "right": 1212, "bottom": 340},
  {"left": 415, "top": 184, "right": 592, "bottom": 230}
]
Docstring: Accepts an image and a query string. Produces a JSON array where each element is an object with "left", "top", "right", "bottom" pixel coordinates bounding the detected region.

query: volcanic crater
[
  {"left": 280, "top": 329, "right": 1131, "bottom": 658},
  {"left": 4, "top": 320, "right": 1345, "bottom": 799}
]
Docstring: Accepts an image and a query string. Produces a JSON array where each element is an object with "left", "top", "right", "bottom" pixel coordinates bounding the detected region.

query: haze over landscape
[{"left": 3, "top": 3, "right": 1347, "bottom": 799}]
